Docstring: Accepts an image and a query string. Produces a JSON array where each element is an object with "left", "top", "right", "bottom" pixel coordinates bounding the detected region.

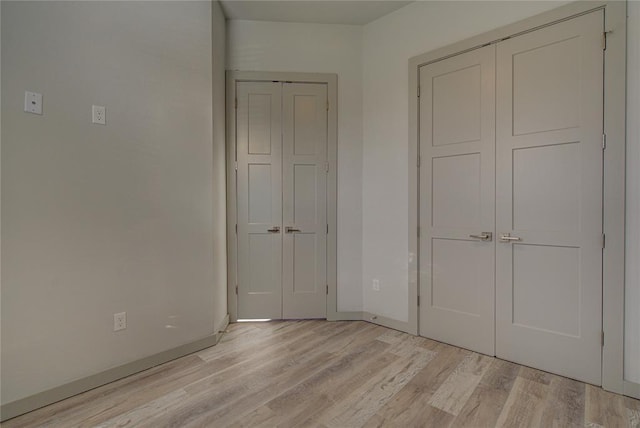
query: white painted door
[
  {"left": 236, "top": 81, "right": 328, "bottom": 320},
  {"left": 236, "top": 81, "right": 283, "bottom": 319},
  {"left": 419, "top": 45, "right": 496, "bottom": 355},
  {"left": 495, "top": 11, "right": 604, "bottom": 384},
  {"left": 282, "top": 83, "right": 328, "bottom": 319}
]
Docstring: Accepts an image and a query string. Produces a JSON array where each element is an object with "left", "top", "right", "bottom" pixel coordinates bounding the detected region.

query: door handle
[
  {"left": 499, "top": 233, "right": 522, "bottom": 242},
  {"left": 267, "top": 226, "right": 280, "bottom": 233},
  {"left": 469, "top": 232, "right": 492, "bottom": 241},
  {"left": 285, "top": 226, "right": 301, "bottom": 233}
]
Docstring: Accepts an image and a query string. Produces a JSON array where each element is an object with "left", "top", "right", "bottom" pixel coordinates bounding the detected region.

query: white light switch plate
[
  {"left": 92, "top": 105, "right": 106, "bottom": 125},
  {"left": 24, "top": 91, "right": 43, "bottom": 115}
]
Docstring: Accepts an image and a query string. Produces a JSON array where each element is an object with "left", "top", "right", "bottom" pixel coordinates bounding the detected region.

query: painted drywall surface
[
  {"left": 227, "top": 20, "right": 364, "bottom": 312},
  {"left": 0, "top": 0, "right": 3, "bottom": 407},
  {"left": 361, "top": 1, "right": 569, "bottom": 322},
  {"left": 1, "top": 1, "right": 219, "bottom": 404},
  {"left": 212, "top": 1, "right": 228, "bottom": 334},
  {"left": 0, "top": 2, "right": 3, "bottom": 404},
  {"left": 626, "top": 0, "right": 640, "bottom": 385}
]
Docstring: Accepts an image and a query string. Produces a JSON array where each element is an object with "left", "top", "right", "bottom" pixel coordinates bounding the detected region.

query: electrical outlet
[
  {"left": 372, "top": 279, "right": 380, "bottom": 291},
  {"left": 114, "top": 312, "right": 126, "bottom": 331},
  {"left": 24, "top": 91, "right": 43, "bottom": 115},
  {"left": 92, "top": 105, "right": 106, "bottom": 125}
]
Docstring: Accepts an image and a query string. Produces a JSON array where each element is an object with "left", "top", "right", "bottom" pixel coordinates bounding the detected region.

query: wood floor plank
[
  {"left": 257, "top": 349, "right": 401, "bottom": 428},
  {"left": 518, "top": 365, "right": 555, "bottom": 386},
  {"left": 320, "top": 322, "right": 387, "bottom": 355},
  {"left": 483, "top": 359, "right": 524, "bottom": 391},
  {"left": 495, "top": 376, "right": 548, "bottom": 428},
  {"left": 375, "top": 329, "right": 405, "bottom": 345},
  {"left": 364, "top": 401, "right": 454, "bottom": 428},
  {"left": 320, "top": 348, "right": 436, "bottom": 427},
  {"left": 154, "top": 330, "right": 347, "bottom": 425},
  {"left": 1, "top": 354, "right": 208, "bottom": 428},
  {"left": 585, "top": 384, "right": 628, "bottom": 428},
  {"left": 141, "top": 326, "right": 390, "bottom": 427},
  {"left": 539, "top": 376, "right": 585, "bottom": 428},
  {"left": 203, "top": 342, "right": 391, "bottom": 427},
  {"left": 76, "top": 323, "right": 334, "bottom": 427},
  {"left": 626, "top": 396, "right": 640, "bottom": 413},
  {"left": 455, "top": 358, "right": 520, "bottom": 427},
  {"left": 183, "top": 321, "right": 336, "bottom": 395},
  {"left": 261, "top": 341, "right": 391, "bottom": 421},
  {"left": 626, "top": 395, "right": 640, "bottom": 428},
  {"left": 361, "top": 342, "right": 468, "bottom": 427},
  {"left": 197, "top": 319, "right": 321, "bottom": 362},
  {"left": 628, "top": 407, "right": 640, "bottom": 428},
  {"left": 141, "top": 349, "right": 339, "bottom": 428},
  {"left": 3, "top": 320, "right": 636, "bottom": 428},
  {"left": 384, "top": 333, "right": 433, "bottom": 358},
  {"left": 428, "top": 352, "right": 493, "bottom": 416},
  {"left": 94, "top": 389, "right": 188, "bottom": 428},
  {"left": 226, "top": 405, "right": 277, "bottom": 428}
]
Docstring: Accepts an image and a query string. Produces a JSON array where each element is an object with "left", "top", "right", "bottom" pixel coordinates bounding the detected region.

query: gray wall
[{"left": 1, "top": 1, "right": 227, "bottom": 405}]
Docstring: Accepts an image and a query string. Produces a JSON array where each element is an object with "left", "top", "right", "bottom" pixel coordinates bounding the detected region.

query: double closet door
[
  {"left": 419, "top": 11, "right": 604, "bottom": 384},
  {"left": 236, "top": 81, "right": 328, "bottom": 320}
]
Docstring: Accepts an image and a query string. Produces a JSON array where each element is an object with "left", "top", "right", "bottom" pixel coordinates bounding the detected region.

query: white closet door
[
  {"left": 236, "top": 81, "right": 283, "bottom": 319},
  {"left": 282, "top": 83, "right": 328, "bottom": 319},
  {"left": 419, "top": 45, "right": 496, "bottom": 355},
  {"left": 495, "top": 11, "right": 604, "bottom": 384}
]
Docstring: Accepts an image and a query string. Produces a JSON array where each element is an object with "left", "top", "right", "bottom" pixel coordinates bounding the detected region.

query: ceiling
[{"left": 219, "top": 1, "right": 414, "bottom": 26}]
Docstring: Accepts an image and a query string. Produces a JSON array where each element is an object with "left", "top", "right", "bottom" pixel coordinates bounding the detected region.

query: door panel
[
  {"left": 512, "top": 143, "right": 581, "bottom": 232},
  {"left": 512, "top": 245, "right": 581, "bottom": 336},
  {"left": 431, "top": 238, "right": 492, "bottom": 317},
  {"left": 293, "top": 234, "right": 318, "bottom": 293},
  {"left": 495, "top": 11, "right": 604, "bottom": 384},
  {"left": 512, "top": 37, "right": 581, "bottom": 135},
  {"left": 282, "top": 83, "right": 327, "bottom": 319},
  {"left": 248, "top": 93, "right": 276, "bottom": 154},
  {"left": 419, "top": 44, "right": 496, "bottom": 355},
  {"left": 236, "top": 81, "right": 283, "bottom": 319},
  {"left": 293, "top": 164, "right": 318, "bottom": 223},
  {"left": 248, "top": 164, "right": 274, "bottom": 223},
  {"left": 432, "top": 153, "right": 482, "bottom": 229},
  {"left": 433, "top": 64, "right": 482, "bottom": 146}
]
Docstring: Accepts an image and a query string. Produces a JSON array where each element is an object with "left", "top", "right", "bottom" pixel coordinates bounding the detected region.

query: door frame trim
[
  {"left": 226, "top": 70, "right": 340, "bottom": 322},
  {"left": 408, "top": 1, "right": 626, "bottom": 393}
]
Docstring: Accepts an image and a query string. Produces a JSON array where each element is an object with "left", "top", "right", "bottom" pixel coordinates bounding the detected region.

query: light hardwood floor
[{"left": 3, "top": 320, "right": 639, "bottom": 427}]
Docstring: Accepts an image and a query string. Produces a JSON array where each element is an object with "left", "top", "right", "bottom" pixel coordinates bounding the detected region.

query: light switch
[{"left": 24, "top": 91, "right": 43, "bottom": 115}]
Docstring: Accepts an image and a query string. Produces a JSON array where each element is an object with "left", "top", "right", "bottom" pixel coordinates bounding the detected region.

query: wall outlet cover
[
  {"left": 92, "top": 105, "right": 106, "bottom": 125},
  {"left": 114, "top": 312, "right": 126, "bottom": 331},
  {"left": 24, "top": 91, "right": 43, "bottom": 115}
]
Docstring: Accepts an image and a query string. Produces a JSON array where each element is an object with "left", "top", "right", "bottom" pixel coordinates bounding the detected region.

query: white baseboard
[
  {"left": 361, "top": 311, "right": 411, "bottom": 333},
  {"left": 625, "top": 380, "right": 640, "bottom": 400},
  {"left": 328, "top": 311, "right": 364, "bottom": 321},
  {"left": 1, "top": 314, "right": 230, "bottom": 422}
]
